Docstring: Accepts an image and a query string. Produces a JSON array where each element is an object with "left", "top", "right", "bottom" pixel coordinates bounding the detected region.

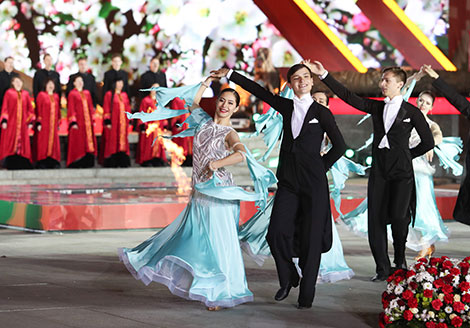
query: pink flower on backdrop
[
  {"left": 265, "top": 22, "right": 281, "bottom": 36},
  {"left": 150, "top": 25, "right": 160, "bottom": 35},
  {"left": 56, "top": 62, "right": 64, "bottom": 72},
  {"left": 252, "top": 38, "right": 271, "bottom": 56},
  {"left": 352, "top": 13, "right": 371, "bottom": 32}
]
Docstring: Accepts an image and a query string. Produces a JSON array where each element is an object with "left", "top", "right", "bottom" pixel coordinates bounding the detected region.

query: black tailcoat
[
  {"left": 322, "top": 73, "right": 434, "bottom": 276},
  {"left": 432, "top": 77, "right": 470, "bottom": 224},
  {"left": 230, "top": 71, "right": 346, "bottom": 306}
]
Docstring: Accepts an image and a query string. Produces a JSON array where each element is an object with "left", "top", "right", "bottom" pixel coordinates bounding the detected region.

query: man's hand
[
  {"left": 1, "top": 122, "right": 7, "bottom": 129},
  {"left": 37, "top": 124, "right": 42, "bottom": 132},
  {"left": 210, "top": 68, "right": 230, "bottom": 79},
  {"left": 302, "top": 60, "right": 326, "bottom": 76},
  {"left": 425, "top": 149, "right": 434, "bottom": 162},
  {"left": 422, "top": 65, "right": 439, "bottom": 79}
]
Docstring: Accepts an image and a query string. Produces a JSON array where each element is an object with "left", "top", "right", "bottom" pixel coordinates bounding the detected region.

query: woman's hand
[
  {"left": 202, "top": 161, "right": 218, "bottom": 180},
  {"left": 425, "top": 149, "right": 434, "bottom": 162},
  {"left": 210, "top": 68, "right": 229, "bottom": 79},
  {"left": 422, "top": 65, "right": 439, "bottom": 79}
]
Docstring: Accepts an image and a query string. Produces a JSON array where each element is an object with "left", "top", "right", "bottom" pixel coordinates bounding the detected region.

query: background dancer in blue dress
[
  {"left": 340, "top": 75, "right": 462, "bottom": 261},
  {"left": 119, "top": 76, "right": 276, "bottom": 311}
]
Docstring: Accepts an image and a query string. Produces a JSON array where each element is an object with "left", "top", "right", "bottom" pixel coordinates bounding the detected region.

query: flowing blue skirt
[
  {"left": 119, "top": 193, "right": 253, "bottom": 308},
  {"left": 340, "top": 173, "right": 449, "bottom": 251},
  {"left": 239, "top": 197, "right": 354, "bottom": 283}
]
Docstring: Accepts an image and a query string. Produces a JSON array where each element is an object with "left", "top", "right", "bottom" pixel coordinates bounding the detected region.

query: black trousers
[
  {"left": 266, "top": 185, "right": 328, "bottom": 306},
  {"left": 368, "top": 174, "right": 413, "bottom": 276}
]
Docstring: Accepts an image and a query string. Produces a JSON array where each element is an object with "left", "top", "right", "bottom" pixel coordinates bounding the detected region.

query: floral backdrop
[{"left": 0, "top": 0, "right": 449, "bottom": 87}]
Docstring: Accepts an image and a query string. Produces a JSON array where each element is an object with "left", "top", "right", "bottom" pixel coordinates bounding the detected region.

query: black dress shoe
[
  {"left": 274, "top": 284, "right": 292, "bottom": 301},
  {"left": 392, "top": 263, "right": 408, "bottom": 272},
  {"left": 296, "top": 303, "right": 312, "bottom": 309},
  {"left": 371, "top": 274, "right": 388, "bottom": 282}
]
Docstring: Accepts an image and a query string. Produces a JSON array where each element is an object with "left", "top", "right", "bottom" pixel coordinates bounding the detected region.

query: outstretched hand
[
  {"left": 210, "top": 68, "right": 230, "bottom": 79},
  {"left": 302, "top": 60, "right": 326, "bottom": 76},
  {"left": 421, "top": 65, "right": 439, "bottom": 79}
]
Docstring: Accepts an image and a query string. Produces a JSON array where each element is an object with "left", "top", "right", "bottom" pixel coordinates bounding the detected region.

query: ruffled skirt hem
[{"left": 118, "top": 248, "right": 253, "bottom": 308}]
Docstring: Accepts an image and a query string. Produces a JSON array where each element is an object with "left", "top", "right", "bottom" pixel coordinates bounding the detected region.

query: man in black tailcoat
[
  {"left": 212, "top": 64, "right": 346, "bottom": 309},
  {"left": 310, "top": 61, "right": 434, "bottom": 281}
]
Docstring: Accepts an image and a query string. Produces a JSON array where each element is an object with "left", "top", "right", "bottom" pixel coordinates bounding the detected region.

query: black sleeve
[
  {"left": 319, "top": 106, "right": 347, "bottom": 170},
  {"left": 229, "top": 71, "right": 290, "bottom": 116},
  {"left": 89, "top": 75, "right": 98, "bottom": 107},
  {"left": 160, "top": 72, "right": 167, "bottom": 88},
  {"left": 409, "top": 107, "right": 435, "bottom": 158},
  {"left": 102, "top": 71, "right": 111, "bottom": 96},
  {"left": 433, "top": 77, "right": 470, "bottom": 119},
  {"left": 322, "top": 73, "right": 378, "bottom": 115},
  {"left": 33, "top": 71, "right": 40, "bottom": 99}
]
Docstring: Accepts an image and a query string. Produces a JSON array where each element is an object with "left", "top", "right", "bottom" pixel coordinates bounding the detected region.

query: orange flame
[{"left": 146, "top": 123, "right": 191, "bottom": 196}]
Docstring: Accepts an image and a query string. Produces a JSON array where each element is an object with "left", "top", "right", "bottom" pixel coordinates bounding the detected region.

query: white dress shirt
[
  {"left": 378, "top": 95, "right": 403, "bottom": 149},
  {"left": 292, "top": 94, "right": 314, "bottom": 139}
]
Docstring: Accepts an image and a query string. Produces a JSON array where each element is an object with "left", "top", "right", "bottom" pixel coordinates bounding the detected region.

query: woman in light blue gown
[
  {"left": 119, "top": 77, "right": 276, "bottom": 310},
  {"left": 341, "top": 78, "right": 463, "bottom": 260},
  {"left": 238, "top": 89, "right": 360, "bottom": 283}
]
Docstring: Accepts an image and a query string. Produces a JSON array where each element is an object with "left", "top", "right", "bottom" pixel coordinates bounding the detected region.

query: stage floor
[
  {"left": 0, "top": 181, "right": 460, "bottom": 232},
  {"left": 1, "top": 221, "right": 469, "bottom": 328}
]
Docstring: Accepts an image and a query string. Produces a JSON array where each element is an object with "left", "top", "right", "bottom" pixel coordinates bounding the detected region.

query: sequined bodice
[{"left": 192, "top": 120, "right": 235, "bottom": 186}]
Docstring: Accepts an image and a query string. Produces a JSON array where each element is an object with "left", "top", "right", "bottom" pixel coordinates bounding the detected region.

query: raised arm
[
  {"left": 423, "top": 65, "right": 470, "bottom": 119},
  {"left": 305, "top": 60, "right": 377, "bottom": 114},
  {"left": 211, "top": 68, "right": 288, "bottom": 116},
  {"left": 190, "top": 76, "right": 214, "bottom": 112},
  {"left": 319, "top": 107, "right": 347, "bottom": 170}
]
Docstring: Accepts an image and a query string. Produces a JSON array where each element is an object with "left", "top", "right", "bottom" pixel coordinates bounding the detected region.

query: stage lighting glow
[
  {"left": 252, "top": 113, "right": 261, "bottom": 121},
  {"left": 365, "top": 156, "right": 373, "bottom": 166},
  {"left": 292, "top": 0, "right": 368, "bottom": 73},
  {"left": 345, "top": 149, "right": 355, "bottom": 159},
  {"left": 382, "top": 0, "right": 456, "bottom": 72}
]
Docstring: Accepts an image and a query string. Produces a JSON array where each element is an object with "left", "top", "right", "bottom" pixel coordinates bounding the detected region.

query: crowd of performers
[
  {"left": 0, "top": 54, "right": 190, "bottom": 170},
  {"left": 118, "top": 59, "right": 469, "bottom": 311}
]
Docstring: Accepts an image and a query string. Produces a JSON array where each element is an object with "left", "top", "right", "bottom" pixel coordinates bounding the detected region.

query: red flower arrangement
[{"left": 380, "top": 256, "right": 470, "bottom": 328}]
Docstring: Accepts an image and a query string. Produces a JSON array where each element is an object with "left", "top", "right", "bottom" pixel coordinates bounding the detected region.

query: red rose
[
  {"left": 427, "top": 267, "right": 438, "bottom": 275},
  {"left": 402, "top": 289, "right": 414, "bottom": 300},
  {"left": 454, "top": 301, "right": 465, "bottom": 312},
  {"left": 408, "top": 297, "right": 418, "bottom": 308},
  {"left": 437, "top": 323, "right": 448, "bottom": 328},
  {"left": 442, "top": 285, "right": 454, "bottom": 295},
  {"left": 394, "top": 275, "right": 404, "bottom": 284},
  {"left": 431, "top": 257, "right": 443, "bottom": 266},
  {"left": 398, "top": 299, "right": 405, "bottom": 307},
  {"left": 442, "top": 260, "right": 453, "bottom": 270},
  {"left": 352, "top": 13, "right": 371, "bottom": 32},
  {"left": 423, "top": 289, "right": 433, "bottom": 298},
  {"left": 444, "top": 293, "right": 454, "bottom": 304},
  {"left": 443, "top": 275, "right": 454, "bottom": 284},
  {"left": 426, "top": 322, "right": 437, "bottom": 328},
  {"left": 409, "top": 281, "right": 418, "bottom": 290},
  {"left": 451, "top": 267, "right": 461, "bottom": 275},
  {"left": 382, "top": 299, "right": 389, "bottom": 309},
  {"left": 459, "top": 281, "right": 470, "bottom": 292},
  {"left": 431, "top": 299, "right": 443, "bottom": 310},
  {"left": 451, "top": 316, "right": 463, "bottom": 327},
  {"left": 462, "top": 294, "right": 470, "bottom": 303},
  {"left": 403, "top": 309, "right": 413, "bottom": 321},
  {"left": 434, "top": 279, "right": 445, "bottom": 289},
  {"left": 406, "top": 270, "right": 416, "bottom": 278}
]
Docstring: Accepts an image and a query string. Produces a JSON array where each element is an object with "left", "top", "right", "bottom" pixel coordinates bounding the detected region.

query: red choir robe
[
  {"left": 136, "top": 95, "right": 167, "bottom": 165},
  {"left": 67, "top": 89, "right": 97, "bottom": 166},
  {"left": 101, "top": 90, "right": 130, "bottom": 160},
  {"left": 0, "top": 88, "right": 35, "bottom": 162},
  {"left": 33, "top": 91, "right": 61, "bottom": 163},
  {"left": 170, "top": 98, "right": 193, "bottom": 158}
]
